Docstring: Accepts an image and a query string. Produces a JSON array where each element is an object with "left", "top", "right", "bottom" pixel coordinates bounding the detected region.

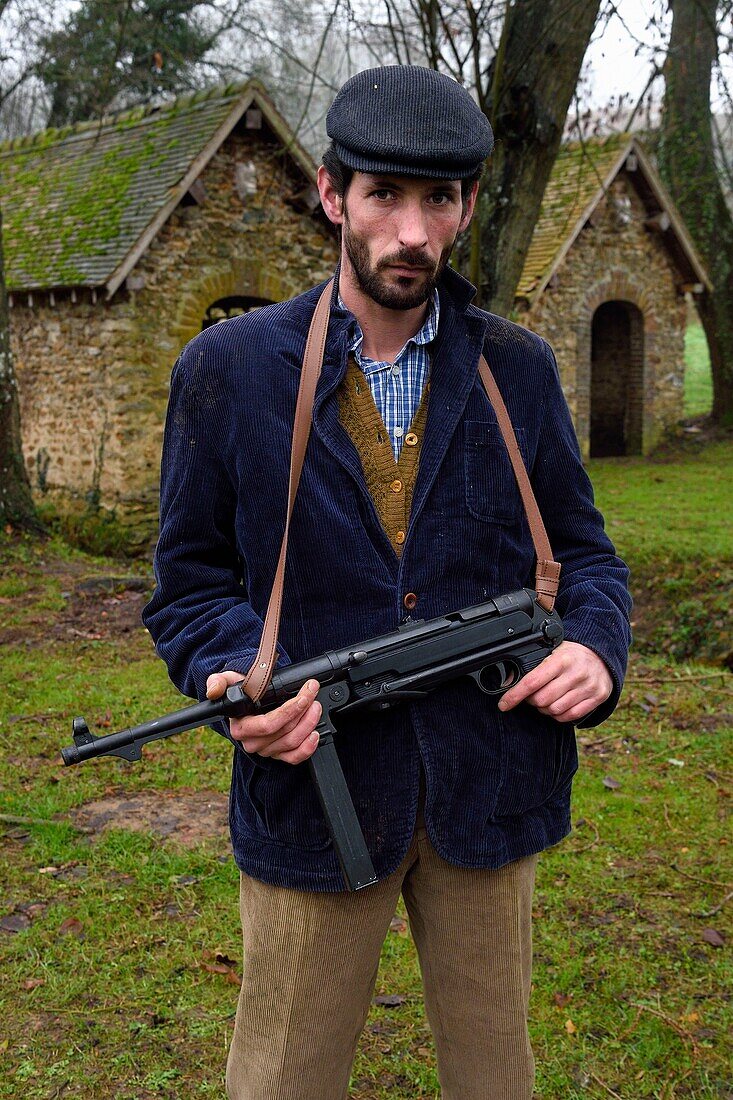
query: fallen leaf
[
  {"left": 373, "top": 994, "right": 406, "bottom": 1007},
  {"left": 603, "top": 776, "right": 621, "bottom": 790},
  {"left": 23, "top": 979, "right": 45, "bottom": 991},
  {"left": 553, "top": 992, "right": 572, "bottom": 1008},
  {"left": 201, "top": 951, "right": 241, "bottom": 986},
  {"left": 213, "top": 952, "right": 238, "bottom": 967},
  {"left": 389, "top": 916, "right": 407, "bottom": 934},
  {"left": 58, "top": 917, "right": 84, "bottom": 938},
  {"left": 701, "top": 928, "right": 725, "bottom": 948},
  {"left": 565, "top": 1019, "right": 577, "bottom": 1034}
]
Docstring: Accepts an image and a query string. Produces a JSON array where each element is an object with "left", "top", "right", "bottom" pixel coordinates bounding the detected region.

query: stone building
[
  {"left": 2, "top": 100, "right": 711, "bottom": 544},
  {"left": 515, "top": 133, "right": 710, "bottom": 458},
  {"left": 1, "top": 80, "right": 338, "bottom": 546}
]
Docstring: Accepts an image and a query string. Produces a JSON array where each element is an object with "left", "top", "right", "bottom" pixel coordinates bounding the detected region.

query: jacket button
[
  {"left": 405, "top": 433, "right": 418, "bottom": 446},
  {"left": 395, "top": 530, "right": 405, "bottom": 544},
  {"left": 390, "top": 479, "right": 403, "bottom": 493},
  {"left": 403, "top": 592, "right": 417, "bottom": 610}
]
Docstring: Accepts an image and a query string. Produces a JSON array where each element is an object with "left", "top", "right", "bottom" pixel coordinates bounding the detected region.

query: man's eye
[
  {"left": 430, "top": 192, "right": 453, "bottom": 205},
  {"left": 371, "top": 189, "right": 394, "bottom": 200}
]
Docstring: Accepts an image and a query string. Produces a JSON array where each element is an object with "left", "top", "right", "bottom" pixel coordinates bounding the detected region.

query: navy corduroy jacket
[{"left": 143, "top": 267, "right": 632, "bottom": 891}]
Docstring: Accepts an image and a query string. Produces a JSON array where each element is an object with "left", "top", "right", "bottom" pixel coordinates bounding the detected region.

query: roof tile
[
  {"left": 516, "top": 133, "right": 630, "bottom": 298},
  {"left": 0, "top": 87, "right": 248, "bottom": 291}
]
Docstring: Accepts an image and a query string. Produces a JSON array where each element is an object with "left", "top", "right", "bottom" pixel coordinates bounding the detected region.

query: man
[{"left": 143, "top": 65, "right": 631, "bottom": 1100}]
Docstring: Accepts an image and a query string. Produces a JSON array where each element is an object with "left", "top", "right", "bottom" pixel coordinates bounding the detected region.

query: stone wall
[
  {"left": 10, "top": 123, "right": 338, "bottom": 547},
  {"left": 517, "top": 172, "right": 687, "bottom": 459}
]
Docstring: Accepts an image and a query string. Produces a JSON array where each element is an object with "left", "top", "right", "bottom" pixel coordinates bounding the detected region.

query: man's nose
[{"left": 397, "top": 203, "right": 429, "bottom": 250}]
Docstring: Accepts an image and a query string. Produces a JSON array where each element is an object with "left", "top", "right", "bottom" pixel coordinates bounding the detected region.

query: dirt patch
[
  {"left": 68, "top": 788, "right": 230, "bottom": 849},
  {"left": 0, "top": 552, "right": 155, "bottom": 645},
  {"left": 52, "top": 577, "right": 153, "bottom": 642}
]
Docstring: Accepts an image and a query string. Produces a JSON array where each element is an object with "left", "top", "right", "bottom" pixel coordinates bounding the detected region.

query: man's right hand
[{"left": 205, "top": 671, "right": 322, "bottom": 764}]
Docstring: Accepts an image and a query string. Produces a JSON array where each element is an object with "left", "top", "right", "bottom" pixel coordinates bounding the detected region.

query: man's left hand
[{"left": 497, "top": 641, "right": 612, "bottom": 724}]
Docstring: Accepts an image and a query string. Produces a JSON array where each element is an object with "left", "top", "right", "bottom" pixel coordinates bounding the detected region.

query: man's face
[{"left": 329, "top": 172, "right": 476, "bottom": 311}]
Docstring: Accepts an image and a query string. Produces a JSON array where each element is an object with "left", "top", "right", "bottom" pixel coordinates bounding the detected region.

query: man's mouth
[{"left": 385, "top": 264, "right": 430, "bottom": 276}]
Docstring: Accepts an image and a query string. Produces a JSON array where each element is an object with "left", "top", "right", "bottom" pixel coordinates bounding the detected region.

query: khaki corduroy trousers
[{"left": 226, "top": 814, "right": 538, "bottom": 1100}]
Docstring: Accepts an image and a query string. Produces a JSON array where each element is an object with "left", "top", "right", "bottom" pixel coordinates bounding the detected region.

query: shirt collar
[{"left": 337, "top": 288, "right": 440, "bottom": 363}]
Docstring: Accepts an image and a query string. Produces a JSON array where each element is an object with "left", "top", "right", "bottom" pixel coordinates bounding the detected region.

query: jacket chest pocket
[{"left": 464, "top": 421, "right": 527, "bottom": 525}]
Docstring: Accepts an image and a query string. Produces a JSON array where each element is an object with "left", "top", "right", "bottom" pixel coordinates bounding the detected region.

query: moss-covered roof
[
  {"left": 516, "top": 132, "right": 632, "bottom": 301},
  {"left": 0, "top": 80, "right": 314, "bottom": 294}
]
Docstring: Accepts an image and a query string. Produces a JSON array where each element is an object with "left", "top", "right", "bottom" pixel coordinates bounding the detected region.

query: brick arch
[
  {"left": 574, "top": 270, "right": 656, "bottom": 458},
  {"left": 167, "top": 258, "right": 300, "bottom": 348}
]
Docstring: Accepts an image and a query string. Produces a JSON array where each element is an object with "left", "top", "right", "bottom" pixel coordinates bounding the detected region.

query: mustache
[{"left": 378, "top": 249, "right": 434, "bottom": 271}]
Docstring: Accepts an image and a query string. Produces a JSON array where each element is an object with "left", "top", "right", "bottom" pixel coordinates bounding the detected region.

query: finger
[
  {"left": 231, "top": 680, "right": 320, "bottom": 742},
  {"left": 274, "top": 728, "right": 322, "bottom": 765},
  {"left": 206, "top": 671, "right": 244, "bottom": 699},
  {"left": 247, "top": 701, "right": 322, "bottom": 758},
  {"left": 545, "top": 696, "right": 600, "bottom": 724},
  {"left": 526, "top": 671, "right": 586, "bottom": 710},
  {"left": 533, "top": 686, "right": 589, "bottom": 719},
  {"left": 498, "top": 654, "right": 562, "bottom": 712}
]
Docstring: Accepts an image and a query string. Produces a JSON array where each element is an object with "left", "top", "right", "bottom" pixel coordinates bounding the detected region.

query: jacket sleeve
[
  {"left": 142, "top": 345, "right": 290, "bottom": 704},
  {"left": 531, "top": 340, "right": 632, "bottom": 727}
]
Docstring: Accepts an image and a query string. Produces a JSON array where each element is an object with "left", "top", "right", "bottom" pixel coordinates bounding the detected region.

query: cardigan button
[
  {"left": 404, "top": 433, "right": 418, "bottom": 446},
  {"left": 395, "top": 530, "right": 405, "bottom": 544},
  {"left": 390, "top": 479, "right": 403, "bottom": 493},
  {"left": 403, "top": 592, "right": 417, "bottom": 610}
]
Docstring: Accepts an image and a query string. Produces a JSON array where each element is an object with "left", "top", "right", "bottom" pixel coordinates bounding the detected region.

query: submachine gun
[{"left": 61, "top": 588, "right": 563, "bottom": 892}]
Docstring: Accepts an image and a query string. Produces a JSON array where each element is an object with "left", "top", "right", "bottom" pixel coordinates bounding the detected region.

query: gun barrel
[{"left": 61, "top": 696, "right": 233, "bottom": 765}]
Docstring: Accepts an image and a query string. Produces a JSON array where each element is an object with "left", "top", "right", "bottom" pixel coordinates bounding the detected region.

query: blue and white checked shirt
[{"left": 339, "top": 290, "right": 439, "bottom": 460}]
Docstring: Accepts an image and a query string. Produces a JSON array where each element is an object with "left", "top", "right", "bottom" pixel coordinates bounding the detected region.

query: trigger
[{"left": 473, "top": 661, "right": 519, "bottom": 694}]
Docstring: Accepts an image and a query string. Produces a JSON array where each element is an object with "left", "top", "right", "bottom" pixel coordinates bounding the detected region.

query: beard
[{"left": 342, "top": 214, "right": 456, "bottom": 311}]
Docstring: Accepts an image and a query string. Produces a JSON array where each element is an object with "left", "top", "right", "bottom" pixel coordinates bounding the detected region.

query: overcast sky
[
  {"left": 3, "top": 0, "right": 731, "bottom": 123},
  {"left": 585, "top": 0, "right": 732, "bottom": 113},
  {"left": 584, "top": 0, "right": 668, "bottom": 108}
]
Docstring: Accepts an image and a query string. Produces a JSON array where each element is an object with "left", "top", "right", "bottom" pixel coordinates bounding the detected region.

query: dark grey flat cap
[{"left": 326, "top": 65, "right": 493, "bottom": 179}]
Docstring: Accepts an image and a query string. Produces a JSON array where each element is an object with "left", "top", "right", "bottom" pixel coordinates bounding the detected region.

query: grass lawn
[
  {"left": 0, "top": 440, "right": 731, "bottom": 1099},
  {"left": 684, "top": 324, "right": 712, "bottom": 419}
]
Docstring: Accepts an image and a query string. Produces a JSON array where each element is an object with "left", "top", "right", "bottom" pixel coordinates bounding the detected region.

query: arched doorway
[
  {"left": 202, "top": 294, "right": 273, "bottom": 329},
  {"left": 590, "top": 300, "right": 644, "bottom": 456}
]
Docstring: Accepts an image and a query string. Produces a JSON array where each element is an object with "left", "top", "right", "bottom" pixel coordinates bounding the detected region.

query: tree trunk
[
  {"left": 478, "top": 0, "right": 601, "bottom": 316},
  {"left": 0, "top": 206, "right": 43, "bottom": 532},
  {"left": 658, "top": 0, "right": 733, "bottom": 427}
]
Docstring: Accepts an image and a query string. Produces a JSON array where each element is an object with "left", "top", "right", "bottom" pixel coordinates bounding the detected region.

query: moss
[
  {"left": 36, "top": 500, "right": 142, "bottom": 559},
  {"left": 0, "top": 86, "right": 239, "bottom": 291}
]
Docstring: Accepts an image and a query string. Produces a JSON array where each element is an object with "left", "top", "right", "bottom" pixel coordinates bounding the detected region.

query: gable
[
  {"left": 517, "top": 133, "right": 711, "bottom": 307},
  {"left": 0, "top": 81, "right": 317, "bottom": 296}
]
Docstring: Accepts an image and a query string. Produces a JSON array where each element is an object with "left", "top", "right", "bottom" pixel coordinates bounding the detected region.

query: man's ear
[
  {"left": 317, "top": 165, "right": 345, "bottom": 227},
  {"left": 459, "top": 180, "right": 479, "bottom": 233}
]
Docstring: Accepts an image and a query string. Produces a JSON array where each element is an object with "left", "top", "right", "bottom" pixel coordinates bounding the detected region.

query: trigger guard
[{"left": 472, "top": 661, "right": 520, "bottom": 695}]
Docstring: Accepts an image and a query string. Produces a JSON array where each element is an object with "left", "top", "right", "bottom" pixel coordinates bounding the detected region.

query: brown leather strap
[
  {"left": 242, "top": 278, "right": 334, "bottom": 702},
  {"left": 478, "top": 355, "right": 560, "bottom": 611},
  {"left": 244, "top": 282, "right": 560, "bottom": 698}
]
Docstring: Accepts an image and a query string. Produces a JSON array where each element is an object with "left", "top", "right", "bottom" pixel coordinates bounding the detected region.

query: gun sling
[{"left": 242, "top": 277, "right": 561, "bottom": 705}]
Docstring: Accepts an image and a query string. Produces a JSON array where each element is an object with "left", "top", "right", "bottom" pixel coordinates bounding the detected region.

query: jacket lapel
[
  {"left": 409, "top": 293, "right": 487, "bottom": 531},
  {"left": 311, "top": 325, "right": 365, "bottom": 488}
]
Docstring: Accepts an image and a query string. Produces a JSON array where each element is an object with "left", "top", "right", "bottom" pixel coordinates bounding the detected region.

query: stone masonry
[
  {"left": 517, "top": 174, "right": 688, "bottom": 459},
  {"left": 10, "top": 129, "right": 338, "bottom": 547}
]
